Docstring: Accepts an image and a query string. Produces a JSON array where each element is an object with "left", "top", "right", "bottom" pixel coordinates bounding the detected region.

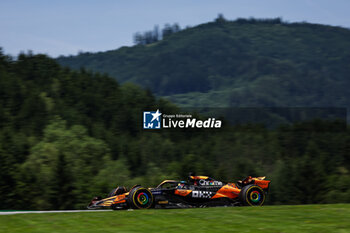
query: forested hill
[
  {"left": 57, "top": 17, "right": 350, "bottom": 107},
  {"left": 1, "top": 50, "right": 350, "bottom": 210}
]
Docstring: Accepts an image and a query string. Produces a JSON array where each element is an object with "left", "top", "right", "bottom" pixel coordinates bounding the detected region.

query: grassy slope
[{"left": 1, "top": 204, "right": 349, "bottom": 233}]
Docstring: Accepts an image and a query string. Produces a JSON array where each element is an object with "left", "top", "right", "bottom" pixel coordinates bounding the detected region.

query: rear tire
[
  {"left": 127, "top": 187, "right": 154, "bottom": 209},
  {"left": 239, "top": 184, "right": 265, "bottom": 206}
]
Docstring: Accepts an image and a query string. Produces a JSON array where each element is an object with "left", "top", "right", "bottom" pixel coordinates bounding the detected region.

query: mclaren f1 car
[{"left": 88, "top": 175, "right": 271, "bottom": 210}]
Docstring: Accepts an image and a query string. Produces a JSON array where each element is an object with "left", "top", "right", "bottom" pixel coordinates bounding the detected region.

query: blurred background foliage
[{"left": 0, "top": 51, "right": 349, "bottom": 210}]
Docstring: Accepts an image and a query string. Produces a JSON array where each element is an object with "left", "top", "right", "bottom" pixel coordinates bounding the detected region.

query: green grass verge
[{"left": 1, "top": 204, "right": 350, "bottom": 233}]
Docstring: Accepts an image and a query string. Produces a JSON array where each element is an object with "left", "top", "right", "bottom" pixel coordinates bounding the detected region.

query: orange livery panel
[
  {"left": 174, "top": 189, "right": 192, "bottom": 196},
  {"left": 112, "top": 193, "right": 127, "bottom": 204},
  {"left": 253, "top": 179, "right": 270, "bottom": 189},
  {"left": 211, "top": 184, "right": 240, "bottom": 199}
]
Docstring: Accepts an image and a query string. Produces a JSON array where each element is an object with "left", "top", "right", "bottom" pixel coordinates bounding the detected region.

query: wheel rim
[
  {"left": 132, "top": 188, "right": 153, "bottom": 209},
  {"left": 137, "top": 192, "right": 149, "bottom": 205},
  {"left": 250, "top": 190, "right": 261, "bottom": 203},
  {"left": 246, "top": 186, "right": 265, "bottom": 206}
]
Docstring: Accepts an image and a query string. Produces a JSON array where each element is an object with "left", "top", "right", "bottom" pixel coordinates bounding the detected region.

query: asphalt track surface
[{"left": 0, "top": 210, "right": 113, "bottom": 215}]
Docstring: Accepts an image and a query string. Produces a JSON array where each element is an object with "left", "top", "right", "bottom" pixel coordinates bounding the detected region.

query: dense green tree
[{"left": 19, "top": 118, "right": 110, "bottom": 209}]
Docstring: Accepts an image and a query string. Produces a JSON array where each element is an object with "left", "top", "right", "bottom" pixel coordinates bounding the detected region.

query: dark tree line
[{"left": 133, "top": 23, "right": 181, "bottom": 45}]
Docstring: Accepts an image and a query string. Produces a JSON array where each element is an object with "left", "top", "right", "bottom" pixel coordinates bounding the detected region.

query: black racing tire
[
  {"left": 127, "top": 186, "right": 154, "bottom": 209},
  {"left": 239, "top": 184, "right": 266, "bottom": 206}
]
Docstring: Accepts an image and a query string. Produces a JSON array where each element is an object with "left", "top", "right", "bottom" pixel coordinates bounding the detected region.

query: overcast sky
[{"left": 1, "top": 0, "right": 349, "bottom": 57}]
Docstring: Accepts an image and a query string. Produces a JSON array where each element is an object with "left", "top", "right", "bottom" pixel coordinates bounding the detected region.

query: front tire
[
  {"left": 239, "top": 184, "right": 266, "bottom": 206},
  {"left": 127, "top": 187, "right": 154, "bottom": 209}
]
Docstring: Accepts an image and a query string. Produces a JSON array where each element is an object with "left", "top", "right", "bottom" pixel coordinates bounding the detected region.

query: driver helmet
[{"left": 177, "top": 181, "right": 186, "bottom": 189}]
